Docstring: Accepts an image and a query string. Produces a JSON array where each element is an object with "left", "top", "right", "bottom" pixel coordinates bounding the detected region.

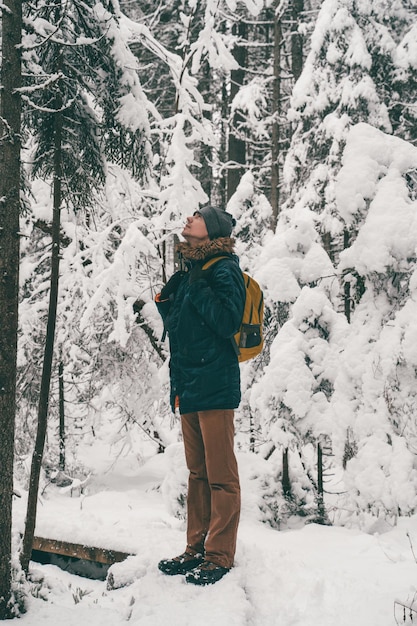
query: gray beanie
[{"left": 197, "top": 206, "right": 236, "bottom": 240}]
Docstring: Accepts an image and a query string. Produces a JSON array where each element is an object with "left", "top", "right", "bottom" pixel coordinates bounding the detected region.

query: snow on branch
[
  {"left": 0, "top": 3, "right": 12, "bottom": 14},
  {"left": 20, "top": 93, "right": 76, "bottom": 114},
  {"left": 79, "top": 220, "right": 159, "bottom": 347},
  {"left": 336, "top": 123, "right": 417, "bottom": 275},
  {"left": 93, "top": 3, "right": 151, "bottom": 134},
  {"left": 156, "top": 113, "right": 209, "bottom": 230},
  {"left": 21, "top": 14, "right": 65, "bottom": 50},
  {"left": 120, "top": 16, "right": 189, "bottom": 98},
  {"left": 14, "top": 71, "right": 64, "bottom": 94}
]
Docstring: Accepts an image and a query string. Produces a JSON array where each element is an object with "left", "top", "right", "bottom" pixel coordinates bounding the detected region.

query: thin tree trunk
[
  {"left": 317, "top": 442, "right": 327, "bottom": 524},
  {"left": 20, "top": 101, "right": 63, "bottom": 574},
  {"left": 0, "top": 0, "right": 22, "bottom": 615},
  {"left": 317, "top": 442, "right": 323, "bottom": 496},
  {"left": 58, "top": 360, "right": 65, "bottom": 472},
  {"left": 227, "top": 20, "right": 247, "bottom": 201},
  {"left": 270, "top": 8, "right": 282, "bottom": 230},
  {"left": 282, "top": 447, "right": 291, "bottom": 497},
  {"left": 219, "top": 75, "right": 228, "bottom": 207},
  {"left": 249, "top": 410, "right": 255, "bottom": 453},
  {"left": 343, "top": 230, "right": 351, "bottom": 322},
  {"left": 291, "top": 0, "right": 304, "bottom": 82},
  {"left": 198, "top": 60, "right": 213, "bottom": 200}
]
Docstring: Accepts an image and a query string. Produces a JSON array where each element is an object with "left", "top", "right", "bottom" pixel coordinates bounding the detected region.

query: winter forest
[{"left": 2, "top": 0, "right": 417, "bottom": 621}]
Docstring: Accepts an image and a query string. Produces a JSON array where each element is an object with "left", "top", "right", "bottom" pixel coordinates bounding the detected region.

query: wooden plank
[{"left": 32, "top": 536, "right": 131, "bottom": 565}]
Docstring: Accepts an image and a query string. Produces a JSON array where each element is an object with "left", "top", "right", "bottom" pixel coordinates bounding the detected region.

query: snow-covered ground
[{"left": 13, "top": 441, "right": 417, "bottom": 626}]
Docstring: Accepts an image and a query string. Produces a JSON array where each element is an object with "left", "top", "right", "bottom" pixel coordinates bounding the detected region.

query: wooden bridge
[{"left": 31, "top": 536, "right": 132, "bottom": 582}]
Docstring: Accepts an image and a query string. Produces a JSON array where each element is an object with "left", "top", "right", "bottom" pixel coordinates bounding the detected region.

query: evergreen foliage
[
  {"left": 22, "top": 0, "right": 151, "bottom": 210},
  {"left": 245, "top": 0, "right": 417, "bottom": 520}
]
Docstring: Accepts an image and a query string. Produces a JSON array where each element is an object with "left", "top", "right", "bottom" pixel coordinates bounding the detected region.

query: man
[{"left": 155, "top": 205, "right": 245, "bottom": 586}]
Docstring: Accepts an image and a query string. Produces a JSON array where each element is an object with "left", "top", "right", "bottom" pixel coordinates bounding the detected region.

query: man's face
[{"left": 182, "top": 212, "right": 210, "bottom": 246}]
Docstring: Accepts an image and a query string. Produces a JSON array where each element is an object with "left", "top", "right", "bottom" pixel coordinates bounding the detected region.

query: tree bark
[
  {"left": 58, "top": 360, "right": 65, "bottom": 471},
  {"left": 219, "top": 75, "right": 229, "bottom": 207},
  {"left": 0, "top": 0, "right": 22, "bottom": 616},
  {"left": 291, "top": 0, "right": 304, "bottom": 82},
  {"left": 282, "top": 447, "right": 291, "bottom": 497},
  {"left": 21, "top": 98, "right": 63, "bottom": 574},
  {"left": 270, "top": 8, "right": 282, "bottom": 230},
  {"left": 227, "top": 20, "right": 247, "bottom": 201}
]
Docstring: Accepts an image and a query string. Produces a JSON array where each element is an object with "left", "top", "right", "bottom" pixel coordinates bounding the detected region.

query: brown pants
[{"left": 181, "top": 409, "right": 241, "bottom": 569}]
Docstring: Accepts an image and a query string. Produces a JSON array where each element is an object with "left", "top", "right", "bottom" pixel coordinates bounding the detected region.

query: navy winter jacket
[{"left": 156, "top": 237, "right": 246, "bottom": 414}]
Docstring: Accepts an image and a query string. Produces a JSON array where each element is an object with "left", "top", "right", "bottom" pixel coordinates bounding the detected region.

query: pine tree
[
  {"left": 284, "top": 0, "right": 394, "bottom": 249},
  {"left": 19, "top": 0, "right": 152, "bottom": 573},
  {"left": 331, "top": 123, "right": 417, "bottom": 519},
  {"left": 248, "top": 0, "right": 403, "bottom": 520},
  {"left": 227, "top": 172, "right": 272, "bottom": 451}
]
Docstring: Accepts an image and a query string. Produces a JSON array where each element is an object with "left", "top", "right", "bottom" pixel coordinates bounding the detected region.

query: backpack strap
[{"left": 202, "top": 256, "right": 230, "bottom": 271}]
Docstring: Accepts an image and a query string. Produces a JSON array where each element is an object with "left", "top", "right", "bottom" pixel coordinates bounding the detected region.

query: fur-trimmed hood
[{"left": 176, "top": 237, "right": 235, "bottom": 262}]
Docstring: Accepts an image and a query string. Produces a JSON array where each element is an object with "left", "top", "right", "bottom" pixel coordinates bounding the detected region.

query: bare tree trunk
[
  {"left": 316, "top": 442, "right": 328, "bottom": 524},
  {"left": 219, "top": 76, "right": 229, "bottom": 207},
  {"left": 198, "top": 60, "right": 213, "bottom": 200},
  {"left": 343, "top": 230, "right": 351, "bottom": 322},
  {"left": 270, "top": 0, "right": 304, "bottom": 230},
  {"left": 291, "top": 0, "right": 304, "bottom": 82},
  {"left": 227, "top": 20, "right": 247, "bottom": 201},
  {"left": 282, "top": 447, "right": 291, "bottom": 497},
  {"left": 0, "top": 0, "right": 22, "bottom": 617},
  {"left": 58, "top": 360, "right": 65, "bottom": 471},
  {"left": 21, "top": 100, "right": 63, "bottom": 574},
  {"left": 249, "top": 407, "right": 255, "bottom": 453},
  {"left": 270, "top": 8, "right": 282, "bottom": 230},
  {"left": 317, "top": 442, "right": 323, "bottom": 496}
]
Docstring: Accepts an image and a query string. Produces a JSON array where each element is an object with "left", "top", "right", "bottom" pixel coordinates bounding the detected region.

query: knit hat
[{"left": 196, "top": 206, "right": 236, "bottom": 240}]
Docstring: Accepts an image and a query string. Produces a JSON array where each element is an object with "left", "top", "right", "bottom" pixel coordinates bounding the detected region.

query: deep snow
[{"left": 13, "top": 440, "right": 417, "bottom": 626}]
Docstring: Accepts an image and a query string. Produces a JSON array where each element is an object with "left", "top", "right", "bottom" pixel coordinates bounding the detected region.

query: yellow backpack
[{"left": 202, "top": 256, "right": 264, "bottom": 362}]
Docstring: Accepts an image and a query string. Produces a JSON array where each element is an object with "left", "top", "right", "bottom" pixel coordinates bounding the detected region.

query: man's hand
[{"left": 160, "top": 270, "right": 186, "bottom": 300}]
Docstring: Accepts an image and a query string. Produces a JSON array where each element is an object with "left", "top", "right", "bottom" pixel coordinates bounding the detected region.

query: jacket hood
[{"left": 177, "top": 237, "right": 235, "bottom": 262}]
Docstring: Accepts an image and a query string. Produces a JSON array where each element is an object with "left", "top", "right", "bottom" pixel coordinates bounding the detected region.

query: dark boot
[
  {"left": 158, "top": 551, "right": 204, "bottom": 576},
  {"left": 185, "top": 560, "right": 230, "bottom": 585}
]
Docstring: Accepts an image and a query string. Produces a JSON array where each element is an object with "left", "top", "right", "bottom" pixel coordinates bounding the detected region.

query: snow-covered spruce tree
[
  {"left": 248, "top": 0, "right": 400, "bottom": 522},
  {"left": 19, "top": 0, "right": 153, "bottom": 573},
  {"left": 251, "top": 286, "right": 349, "bottom": 522},
  {"left": 330, "top": 123, "right": 417, "bottom": 522},
  {"left": 72, "top": 170, "right": 173, "bottom": 454},
  {"left": 283, "top": 0, "right": 394, "bottom": 251},
  {"left": 227, "top": 171, "right": 272, "bottom": 453},
  {"left": 23, "top": 0, "right": 151, "bottom": 198}
]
